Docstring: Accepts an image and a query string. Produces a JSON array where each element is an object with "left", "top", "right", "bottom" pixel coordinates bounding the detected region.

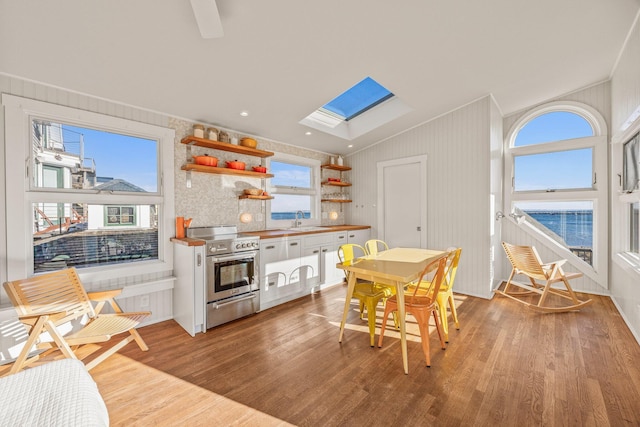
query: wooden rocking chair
[
  {"left": 3, "top": 268, "right": 150, "bottom": 375},
  {"left": 495, "top": 242, "right": 593, "bottom": 313}
]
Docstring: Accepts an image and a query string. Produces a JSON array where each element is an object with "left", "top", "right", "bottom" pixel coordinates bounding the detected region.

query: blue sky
[
  {"left": 514, "top": 111, "right": 594, "bottom": 211},
  {"left": 64, "top": 125, "right": 158, "bottom": 192}
]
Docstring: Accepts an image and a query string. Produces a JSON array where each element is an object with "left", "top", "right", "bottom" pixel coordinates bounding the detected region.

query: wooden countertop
[
  {"left": 170, "top": 225, "right": 371, "bottom": 245},
  {"left": 243, "top": 225, "right": 370, "bottom": 239}
]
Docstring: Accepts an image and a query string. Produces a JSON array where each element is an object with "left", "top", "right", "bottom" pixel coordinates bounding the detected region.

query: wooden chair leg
[
  {"left": 9, "top": 315, "right": 49, "bottom": 375},
  {"left": 129, "top": 328, "right": 149, "bottom": 351}
]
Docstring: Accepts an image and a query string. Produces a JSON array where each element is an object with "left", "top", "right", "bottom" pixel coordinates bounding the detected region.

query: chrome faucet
[{"left": 295, "top": 210, "right": 304, "bottom": 227}]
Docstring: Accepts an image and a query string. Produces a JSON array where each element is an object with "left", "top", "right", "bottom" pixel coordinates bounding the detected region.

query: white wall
[
  {"left": 347, "top": 96, "right": 501, "bottom": 299},
  {"left": 610, "top": 13, "right": 640, "bottom": 342}
]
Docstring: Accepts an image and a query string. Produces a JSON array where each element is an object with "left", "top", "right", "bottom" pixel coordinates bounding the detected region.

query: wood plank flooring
[{"left": 84, "top": 285, "right": 640, "bottom": 425}]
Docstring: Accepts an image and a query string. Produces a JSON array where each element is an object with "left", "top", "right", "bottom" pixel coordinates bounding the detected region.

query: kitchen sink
[{"left": 282, "top": 226, "right": 327, "bottom": 232}]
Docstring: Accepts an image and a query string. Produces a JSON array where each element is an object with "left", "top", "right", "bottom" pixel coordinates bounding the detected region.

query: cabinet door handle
[
  {"left": 313, "top": 250, "right": 320, "bottom": 254},
  {"left": 322, "top": 249, "right": 328, "bottom": 253},
  {"left": 265, "top": 245, "right": 275, "bottom": 250},
  {"left": 290, "top": 242, "right": 298, "bottom": 246},
  {"left": 197, "top": 253, "right": 202, "bottom": 267},
  {"left": 349, "top": 234, "right": 355, "bottom": 238},
  {"left": 338, "top": 235, "right": 345, "bottom": 240}
]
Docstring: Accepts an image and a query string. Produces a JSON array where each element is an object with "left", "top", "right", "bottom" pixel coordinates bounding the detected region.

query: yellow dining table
[{"left": 336, "top": 247, "right": 446, "bottom": 374}]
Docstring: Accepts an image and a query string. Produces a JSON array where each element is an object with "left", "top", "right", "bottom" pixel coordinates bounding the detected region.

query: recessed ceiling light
[
  {"left": 305, "top": 131, "right": 312, "bottom": 135},
  {"left": 348, "top": 144, "right": 353, "bottom": 148},
  {"left": 240, "top": 111, "right": 249, "bottom": 117}
]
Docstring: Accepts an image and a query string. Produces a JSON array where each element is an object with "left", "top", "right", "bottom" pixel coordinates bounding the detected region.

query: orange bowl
[
  {"left": 226, "top": 160, "right": 246, "bottom": 170},
  {"left": 192, "top": 154, "right": 218, "bottom": 166},
  {"left": 252, "top": 166, "right": 267, "bottom": 173},
  {"left": 239, "top": 137, "right": 258, "bottom": 148}
]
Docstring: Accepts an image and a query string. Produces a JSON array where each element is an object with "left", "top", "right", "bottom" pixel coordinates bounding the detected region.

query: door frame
[{"left": 376, "top": 155, "right": 428, "bottom": 247}]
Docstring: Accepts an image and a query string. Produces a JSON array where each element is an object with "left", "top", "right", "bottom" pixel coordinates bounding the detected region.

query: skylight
[
  {"left": 300, "top": 76, "right": 412, "bottom": 141},
  {"left": 322, "top": 77, "right": 394, "bottom": 121}
]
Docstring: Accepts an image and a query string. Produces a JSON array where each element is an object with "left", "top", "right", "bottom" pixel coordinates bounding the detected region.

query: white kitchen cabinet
[
  {"left": 347, "top": 228, "right": 370, "bottom": 247},
  {"left": 301, "top": 232, "right": 335, "bottom": 291},
  {"left": 323, "top": 232, "right": 347, "bottom": 286},
  {"left": 173, "top": 243, "right": 206, "bottom": 336},
  {"left": 300, "top": 246, "right": 321, "bottom": 290},
  {"left": 259, "top": 237, "right": 302, "bottom": 310}
]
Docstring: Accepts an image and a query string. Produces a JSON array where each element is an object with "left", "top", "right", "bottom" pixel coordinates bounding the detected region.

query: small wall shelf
[
  {"left": 238, "top": 195, "right": 274, "bottom": 200},
  {"left": 321, "top": 163, "right": 351, "bottom": 205},
  {"left": 181, "top": 163, "right": 274, "bottom": 178},
  {"left": 181, "top": 136, "right": 274, "bottom": 158},
  {"left": 321, "top": 164, "right": 351, "bottom": 172},
  {"left": 322, "top": 181, "right": 351, "bottom": 187}
]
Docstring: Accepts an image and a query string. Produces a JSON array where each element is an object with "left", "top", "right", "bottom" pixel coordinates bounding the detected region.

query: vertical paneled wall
[
  {"left": 347, "top": 97, "right": 497, "bottom": 299},
  {"left": 504, "top": 81, "right": 611, "bottom": 138},
  {"left": 610, "top": 17, "right": 640, "bottom": 342}
]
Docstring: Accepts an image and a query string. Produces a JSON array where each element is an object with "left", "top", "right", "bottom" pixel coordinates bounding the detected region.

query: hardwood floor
[{"left": 89, "top": 285, "right": 640, "bottom": 426}]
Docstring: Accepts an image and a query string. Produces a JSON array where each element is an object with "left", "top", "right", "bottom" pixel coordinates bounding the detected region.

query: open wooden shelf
[
  {"left": 321, "top": 164, "right": 351, "bottom": 171},
  {"left": 182, "top": 163, "right": 274, "bottom": 178},
  {"left": 238, "top": 195, "right": 274, "bottom": 200},
  {"left": 321, "top": 199, "right": 352, "bottom": 203},
  {"left": 181, "top": 136, "right": 274, "bottom": 158},
  {"left": 322, "top": 181, "right": 352, "bottom": 187}
]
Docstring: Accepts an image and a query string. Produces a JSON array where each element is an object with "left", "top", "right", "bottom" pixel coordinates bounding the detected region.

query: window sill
[
  {"left": 613, "top": 252, "right": 640, "bottom": 280},
  {"left": 618, "top": 191, "right": 640, "bottom": 203}
]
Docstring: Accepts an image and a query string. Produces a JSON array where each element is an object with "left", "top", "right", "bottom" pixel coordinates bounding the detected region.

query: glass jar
[
  {"left": 193, "top": 124, "right": 204, "bottom": 138},
  {"left": 207, "top": 127, "right": 218, "bottom": 141},
  {"left": 218, "top": 131, "right": 229, "bottom": 143}
]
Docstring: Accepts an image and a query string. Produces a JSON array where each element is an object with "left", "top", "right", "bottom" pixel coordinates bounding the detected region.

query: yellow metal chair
[
  {"left": 496, "top": 242, "right": 593, "bottom": 312},
  {"left": 338, "top": 244, "right": 395, "bottom": 347},
  {"left": 364, "top": 239, "right": 389, "bottom": 256},
  {"left": 378, "top": 252, "right": 450, "bottom": 367},
  {"left": 3, "top": 268, "right": 150, "bottom": 374},
  {"left": 436, "top": 247, "right": 462, "bottom": 342}
]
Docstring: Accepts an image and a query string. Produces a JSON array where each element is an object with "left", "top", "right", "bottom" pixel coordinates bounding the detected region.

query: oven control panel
[{"left": 207, "top": 239, "right": 260, "bottom": 254}]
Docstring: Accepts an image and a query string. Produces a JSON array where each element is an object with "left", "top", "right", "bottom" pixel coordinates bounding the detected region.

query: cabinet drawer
[
  {"left": 334, "top": 232, "right": 347, "bottom": 244},
  {"left": 303, "top": 233, "right": 334, "bottom": 247}
]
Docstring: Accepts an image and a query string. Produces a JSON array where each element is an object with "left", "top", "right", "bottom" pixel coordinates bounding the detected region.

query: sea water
[{"left": 525, "top": 210, "right": 593, "bottom": 248}]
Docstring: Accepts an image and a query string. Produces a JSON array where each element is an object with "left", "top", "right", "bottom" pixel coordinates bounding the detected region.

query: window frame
[
  {"left": 265, "top": 152, "right": 321, "bottom": 230},
  {"left": 612, "top": 109, "right": 640, "bottom": 278},
  {"left": 504, "top": 101, "right": 608, "bottom": 286},
  {"left": 2, "top": 94, "right": 175, "bottom": 283}
]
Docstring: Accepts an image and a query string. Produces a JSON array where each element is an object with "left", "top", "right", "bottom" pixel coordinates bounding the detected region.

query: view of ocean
[
  {"left": 525, "top": 210, "right": 593, "bottom": 248},
  {"left": 272, "top": 212, "right": 311, "bottom": 220}
]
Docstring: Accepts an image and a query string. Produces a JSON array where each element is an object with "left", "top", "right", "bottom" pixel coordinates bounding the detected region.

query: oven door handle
[
  {"left": 213, "top": 293, "right": 257, "bottom": 309},
  {"left": 209, "top": 251, "right": 257, "bottom": 263}
]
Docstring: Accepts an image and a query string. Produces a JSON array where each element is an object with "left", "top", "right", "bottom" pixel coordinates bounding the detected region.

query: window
[
  {"left": 266, "top": 154, "right": 320, "bottom": 229},
  {"left": 505, "top": 101, "right": 607, "bottom": 281},
  {"left": 105, "top": 206, "right": 137, "bottom": 226},
  {"left": 299, "top": 76, "right": 412, "bottom": 140},
  {"left": 631, "top": 202, "right": 639, "bottom": 254},
  {"left": 623, "top": 133, "right": 639, "bottom": 192},
  {"left": 3, "top": 94, "right": 175, "bottom": 281},
  {"left": 323, "top": 77, "right": 394, "bottom": 121}
]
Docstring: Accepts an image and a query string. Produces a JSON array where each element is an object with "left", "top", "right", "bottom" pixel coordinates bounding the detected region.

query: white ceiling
[{"left": 1, "top": 0, "right": 639, "bottom": 155}]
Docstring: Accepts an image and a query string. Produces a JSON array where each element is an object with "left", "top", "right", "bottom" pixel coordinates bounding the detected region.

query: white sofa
[{"left": 0, "top": 359, "right": 109, "bottom": 426}]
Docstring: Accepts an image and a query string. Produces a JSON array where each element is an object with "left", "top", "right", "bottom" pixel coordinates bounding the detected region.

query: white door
[{"left": 377, "top": 156, "right": 427, "bottom": 248}]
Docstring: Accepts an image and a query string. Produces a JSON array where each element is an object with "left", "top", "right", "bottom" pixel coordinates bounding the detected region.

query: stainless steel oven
[{"left": 187, "top": 225, "right": 260, "bottom": 329}]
